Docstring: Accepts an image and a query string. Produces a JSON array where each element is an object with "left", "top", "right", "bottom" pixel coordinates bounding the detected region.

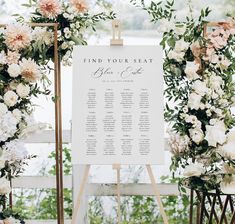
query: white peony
[
  {"left": 189, "top": 128, "right": 204, "bottom": 144},
  {"left": 16, "top": 83, "right": 30, "bottom": 98},
  {"left": 220, "top": 176, "right": 235, "bottom": 194},
  {"left": 174, "top": 39, "right": 189, "bottom": 52},
  {"left": 185, "top": 61, "right": 200, "bottom": 80},
  {"left": 219, "top": 131, "right": 235, "bottom": 159},
  {"left": 0, "top": 103, "right": 8, "bottom": 116},
  {"left": 183, "top": 163, "right": 205, "bottom": 177},
  {"left": 7, "top": 64, "right": 21, "bottom": 78},
  {"left": 4, "top": 90, "right": 18, "bottom": 107},
  {"left": 205, "top": 120, "right": 227, "bottom": 147},
  {"left": 0, "top": 177, "right": 11, "bottom": 195},
  {"left": 192, "top": 80, "right": 208, "bottom": 96},
  {"left": 187, "top": 92, "right": 202, "bottom": 110}
]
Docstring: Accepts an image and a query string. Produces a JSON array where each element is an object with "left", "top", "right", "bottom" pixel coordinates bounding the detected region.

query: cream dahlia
[
  {"left": 4, "top": 23, "right": 32, "bottom": 51},
  {"left": 19, "top": 58, "right": 41, "bottom": 82},
  {"left": 38, "top": 0, "right": 62, "bottom": 19},
  {"left": 70, "top": 0, "right": 88, "bottom": 13}
]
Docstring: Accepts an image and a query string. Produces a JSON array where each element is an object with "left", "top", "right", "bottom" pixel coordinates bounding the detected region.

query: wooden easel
[{"left": 71, "top": 20, "right": 169, "bottom": 224}]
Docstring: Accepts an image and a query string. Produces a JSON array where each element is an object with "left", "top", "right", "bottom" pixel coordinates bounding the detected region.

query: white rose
[
  {"left": 192, "top": 80, "right": 208, "bottom": 96},
  {"left": 188, "top": 92, "right": 202, "bottom": 110},
  {"left": 189, "top": 128, "right": 204, "bottom": 144},
  {"left": 16, "top": 83, "right": 30, "bottom": 98},
  {"left": 220, "top": 176, "right": 235, "bottom": 194},
  {"left": 12, "top": 109, "right": 22, "bottom": 121},
  {"left": 0, "top": 103, "right": 8, "bottom": 116},
  {"left": 174, "top": 39, "right": 189, "bottom": 52},
  {"left": 7, "top": 64, "right": 21, "bottom": 78},
  {"left": 174, "top": 24, "right": 186, "bottom": 35},
  {"left": 185, "top": 61, "right": 200, "bottom": 80},
  {"left": 205, "top": 120, "right": 227, "bottom": 147},
  {"left": 3, "top": 91, "right": 18, "bottom": 107},
  {"left": 0, "top": 177, "right": 11, "bottom": 195},
  {"left": 183, "top": 163, "right": 205, "bottom": 177}
]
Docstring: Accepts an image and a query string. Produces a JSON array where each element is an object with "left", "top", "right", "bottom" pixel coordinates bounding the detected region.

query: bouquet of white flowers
[
  {"left": 0, "top": 0, "right": 115, "bottom": 218},
  {"left": 132, "top": 0, "right": 235, "bottom": 193}
]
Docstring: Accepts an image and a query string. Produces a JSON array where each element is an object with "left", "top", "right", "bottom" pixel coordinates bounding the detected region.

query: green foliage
[
  {"left": 130, "top": 0, "right": 175, "bottom": 22},
  {"left": 13, "top": 146, "right": 72, "bottom": 219}
]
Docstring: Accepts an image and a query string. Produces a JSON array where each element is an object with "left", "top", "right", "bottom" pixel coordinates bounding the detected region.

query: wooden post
[
  {"left": 71, "top": 165, "right": 90, "bottom": 224},
  {"left": 146, "top": 165, "right": 169, "bottom": 224},
  {"left": 113, "top": 164, "right": 121, "bottom": 224}
]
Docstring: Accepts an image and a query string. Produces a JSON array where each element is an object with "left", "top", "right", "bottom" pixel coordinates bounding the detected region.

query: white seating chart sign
[{"left": 72, "top": 46, "right": 164, "bottom": 165}]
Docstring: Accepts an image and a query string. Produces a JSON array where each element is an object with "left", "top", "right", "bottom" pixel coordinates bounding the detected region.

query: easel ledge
[{"left": 71, "top": 20, "right": 169, "bottom": 224}]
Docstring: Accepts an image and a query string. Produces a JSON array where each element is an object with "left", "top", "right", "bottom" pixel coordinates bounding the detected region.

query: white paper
[{"left": 72, "top": 46, "right": 164, "bottom": 165}]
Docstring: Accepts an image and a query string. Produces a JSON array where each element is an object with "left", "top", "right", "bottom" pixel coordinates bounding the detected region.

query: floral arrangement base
[{"left": 189, "top": 190, "right": 235, "bottom": 224}]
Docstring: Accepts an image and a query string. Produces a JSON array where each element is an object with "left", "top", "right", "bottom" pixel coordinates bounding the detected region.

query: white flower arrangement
[
  {"left": 161, "top": 13, "right": 235, "bottom": 193},
  {"left": 0, "top": 0, "right": 115, "bottom": 221},
  {"left": 133, "top": 0, "right": 235, "bottom": 193}
]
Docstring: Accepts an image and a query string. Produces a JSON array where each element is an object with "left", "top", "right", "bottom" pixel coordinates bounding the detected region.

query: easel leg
[
  {"left": 146, "top": 165, "right": 169, "bottom": 224},
  {"left": 113, "top": 164, "right": 121, "bottom": 224},
  {"left": 71, "top": 164, "right": 90, "bottom": 224}
]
